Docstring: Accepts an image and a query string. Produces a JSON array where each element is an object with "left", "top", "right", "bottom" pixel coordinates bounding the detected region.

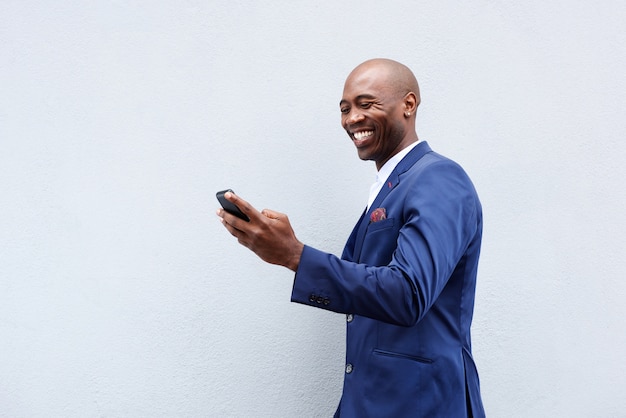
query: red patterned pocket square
[{"left": 370, "top": 207, "right": 387, "bottom": 223}]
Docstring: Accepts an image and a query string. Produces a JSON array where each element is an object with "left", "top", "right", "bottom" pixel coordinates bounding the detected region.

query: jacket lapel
[{"left": 351, "top": 141, "right": 432, "bottom": 262}]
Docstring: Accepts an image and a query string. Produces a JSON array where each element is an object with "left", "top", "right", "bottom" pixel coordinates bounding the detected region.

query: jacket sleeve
[{"left": 291, "top": 160, "right": 480, "bottom": 327}]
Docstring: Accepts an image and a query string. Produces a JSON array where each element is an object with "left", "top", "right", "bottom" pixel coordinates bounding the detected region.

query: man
[{"left": 217, "top": 58, "right": 485, "bottom": 417}]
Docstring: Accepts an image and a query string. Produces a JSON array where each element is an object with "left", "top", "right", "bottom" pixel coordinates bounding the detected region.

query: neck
[{"left": 375, "top": 137, "right": 420, "bottom": 171}]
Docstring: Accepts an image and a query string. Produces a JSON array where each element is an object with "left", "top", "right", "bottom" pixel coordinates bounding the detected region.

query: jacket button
[
  {"left": 346, "top": 314, "right": 354, "bottom": 323},
  {"left": 345, "top": 363, "right": 353, "bottom": 374}
]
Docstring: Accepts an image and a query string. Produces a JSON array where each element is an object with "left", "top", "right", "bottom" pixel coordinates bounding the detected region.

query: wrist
[{"left": 287, "top": 241, "right": 304, "bottom": 271}]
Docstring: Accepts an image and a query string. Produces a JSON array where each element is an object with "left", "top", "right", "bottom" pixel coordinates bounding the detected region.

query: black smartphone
[{"left": 216, "top": 189, "right": 250, "bottom": 222}]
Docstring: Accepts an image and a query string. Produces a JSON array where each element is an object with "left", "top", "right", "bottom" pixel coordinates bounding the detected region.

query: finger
[
  {"left": 261, "top": 208, "right": 282, "bottom": 220},
  {"left": 225, "top": 191, "right": 262, "bottom": 221},
  {"left": 217, "top": 208, "right": 246, "bottom": 234}
]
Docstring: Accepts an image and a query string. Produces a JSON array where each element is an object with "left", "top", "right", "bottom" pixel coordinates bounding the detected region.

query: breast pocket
[
  {"left": 360, "top": 218, "right": 400, "bottom": 265},
  {"left": 367, "top": 217, "right": 395, "bottom": 233}
]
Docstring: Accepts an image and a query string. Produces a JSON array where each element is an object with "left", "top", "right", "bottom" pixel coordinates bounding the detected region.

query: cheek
[{"left": 385, "top": 119, "right": 405, "bottom": 141}]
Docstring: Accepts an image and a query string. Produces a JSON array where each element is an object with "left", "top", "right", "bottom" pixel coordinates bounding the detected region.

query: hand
[{"left": 216, "top": 191, "right": 304, "bottom": 271}]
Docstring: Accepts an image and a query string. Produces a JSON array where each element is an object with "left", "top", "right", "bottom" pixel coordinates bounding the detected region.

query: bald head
[
  {"left": 340, "top": 59, "right": 421, "bottom": 169},
  {"left": 346, "top": 59, "right": 421, "bottom": 108}
]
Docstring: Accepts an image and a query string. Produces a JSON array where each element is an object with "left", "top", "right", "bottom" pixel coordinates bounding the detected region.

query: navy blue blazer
[{"left": 292, "top": 142, "right": 485, "bottom": 417}]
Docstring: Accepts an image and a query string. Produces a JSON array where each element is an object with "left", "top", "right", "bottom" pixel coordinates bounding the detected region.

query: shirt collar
[{"left": 376, "top": 139, "right": 421, "bottom": 182}]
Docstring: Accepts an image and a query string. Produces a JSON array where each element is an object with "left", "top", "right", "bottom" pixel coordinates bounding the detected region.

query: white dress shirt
[{"left": 366, "top": 140, "right": 421, "bottom": 210}]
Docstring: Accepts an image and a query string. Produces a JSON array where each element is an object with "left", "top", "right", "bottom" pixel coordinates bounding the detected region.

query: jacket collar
[
  {"left": 350, "top": 141, "right": 432, "bottom": 262},
  {"left": 366, "top": 141, "right": 432, "bottom": 216}
]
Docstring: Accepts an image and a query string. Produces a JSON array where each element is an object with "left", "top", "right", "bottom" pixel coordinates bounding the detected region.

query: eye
[
  {"left": 359, "top": 102, "right": 373, "bottom": 109},
  {"left": 340, "top": 106, "right": 350, "bottom": 114}
]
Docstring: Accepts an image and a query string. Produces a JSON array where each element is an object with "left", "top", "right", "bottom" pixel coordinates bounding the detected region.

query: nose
[{"left": 345, "top": 109, "right": 364, "bottom": 126}]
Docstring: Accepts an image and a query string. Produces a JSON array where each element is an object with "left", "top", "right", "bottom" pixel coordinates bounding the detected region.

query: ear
[{"left": 403, "top": 92, "right": 418, "bottom": 115}]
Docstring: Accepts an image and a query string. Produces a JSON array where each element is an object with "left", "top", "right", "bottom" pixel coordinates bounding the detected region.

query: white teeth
[{"left": 354, "top": 131, "right": 373, "bottom": 140}]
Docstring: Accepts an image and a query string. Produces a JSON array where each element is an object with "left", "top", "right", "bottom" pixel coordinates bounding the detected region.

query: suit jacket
[{"left": 291, "top": 142, "right": 485, "bottom": 418}]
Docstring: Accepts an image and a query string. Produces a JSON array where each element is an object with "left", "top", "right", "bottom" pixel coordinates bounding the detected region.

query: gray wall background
[{"left": 2, "top": 1, "right": 625, "bottom": 417}]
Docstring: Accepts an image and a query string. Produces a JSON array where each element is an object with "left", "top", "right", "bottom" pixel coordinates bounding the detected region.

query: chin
[{"left": 356, "top": 151, "right": 371, "bottom": 161}]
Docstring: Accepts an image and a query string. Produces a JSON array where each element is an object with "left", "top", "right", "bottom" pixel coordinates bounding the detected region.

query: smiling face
[{"left": 340, "top": 59, "right": 419, "bottom": 170}]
